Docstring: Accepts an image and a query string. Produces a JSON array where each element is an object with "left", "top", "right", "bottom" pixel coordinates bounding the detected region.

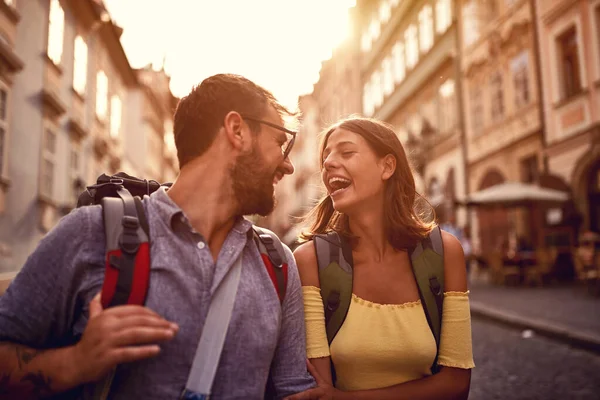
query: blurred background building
[
  {"left": 0, "top": 0, "right": 178, "bottom": 276},
  {"left": 260, "top": 0, "right": 600, "bottom": 270},
  {"left": 1, "top": 0, "right": 599, "bottom": 286}
]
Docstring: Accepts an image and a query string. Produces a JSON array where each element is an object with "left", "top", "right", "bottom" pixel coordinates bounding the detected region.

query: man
[{"left": 0, "top": 74, "right": 315, "bottom": 399}]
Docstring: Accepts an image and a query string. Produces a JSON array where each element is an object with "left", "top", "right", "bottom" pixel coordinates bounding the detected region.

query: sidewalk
[{"left": 469, "top": 276, "right": 600, "bottom": 354}]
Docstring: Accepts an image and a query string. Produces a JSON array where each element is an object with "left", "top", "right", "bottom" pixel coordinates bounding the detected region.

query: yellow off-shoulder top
[{"left": 302, "top": 286, "right": 475, "bottom": 391}]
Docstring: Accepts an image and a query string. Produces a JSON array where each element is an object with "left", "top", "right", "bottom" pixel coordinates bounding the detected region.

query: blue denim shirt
[{"left": 0, "top": 187, "right": 315, "bottom": 399}]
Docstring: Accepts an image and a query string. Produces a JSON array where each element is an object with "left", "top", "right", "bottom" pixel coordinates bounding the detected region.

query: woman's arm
[
  {"left": 287, "top": 232, "right": 472, "bottom": 400},
  {"left": 293, "top": 242, "right": 334, "bottom": 386}
]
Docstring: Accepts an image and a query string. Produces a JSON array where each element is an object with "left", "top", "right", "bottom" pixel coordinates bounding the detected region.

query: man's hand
[
  {"left": 68, "top": 293, "right": 178, "bottom": 385},
  {"left": 284, "top": 360, "right": 338, "bottom": 400}
]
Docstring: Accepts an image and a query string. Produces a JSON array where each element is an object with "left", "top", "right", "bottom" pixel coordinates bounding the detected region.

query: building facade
[
  {"left": 535, "top": 0, "right": 600, "bottom": 235},
  {"left": 460, "top": 0, "right": 544, "bottom": 253},
  {"left": 0, "top": 0, "right": 177, "bottom": 283},
  {"left": 258, "top": 7, "right": 363, "bottom": 246},
  {"left": 359, "top": 0, "right": 467, "bottom": 227}
]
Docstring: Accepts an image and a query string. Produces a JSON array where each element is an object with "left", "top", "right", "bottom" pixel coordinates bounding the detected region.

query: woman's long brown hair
[{"left": 299, "top": 117, "right": 434, "bottom": 250}]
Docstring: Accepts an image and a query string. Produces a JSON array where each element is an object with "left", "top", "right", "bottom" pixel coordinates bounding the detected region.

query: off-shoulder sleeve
[
  {"left": 437, "top": 291, "right": 475, "bottom": 369},
  {"left": 302, "top": 286, "right": 331, "bottom": 359}
]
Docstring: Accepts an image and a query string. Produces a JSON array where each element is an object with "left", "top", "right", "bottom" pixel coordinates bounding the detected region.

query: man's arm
[
  {"left": 0, "top": 208, "right": 178, "bottom": 399},
  {"left": 0, "top": 341, "right": 79, "bottom": 398},
  {"left": 268, "top": 245, "right": 316, "bottom": 398},
  {"left": 0, "top": 295, "right": 177, "bottom": 399}
]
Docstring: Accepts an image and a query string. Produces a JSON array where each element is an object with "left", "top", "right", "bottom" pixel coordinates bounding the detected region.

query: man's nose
[{"left": 281, "top": 156, "right": 294, "bottom": 175}]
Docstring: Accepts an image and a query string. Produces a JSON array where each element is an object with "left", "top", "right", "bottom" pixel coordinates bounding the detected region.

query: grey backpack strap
[
  {"left": 252, "top": 226, "right": 288, "bottom": 303},
  {"left": 314, "top": 232, "right": 353, "bottom": 344},
  {"left": 181, "top": 253, "right": 244, "bottom": 399},
  {"left": 410, "top": 225, "right": 445, "bottom": 374}
]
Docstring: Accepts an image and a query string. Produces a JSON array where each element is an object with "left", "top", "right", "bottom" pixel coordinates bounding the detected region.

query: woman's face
[{"left": 321, "top": 128, "right": 389, "bottom": 214}]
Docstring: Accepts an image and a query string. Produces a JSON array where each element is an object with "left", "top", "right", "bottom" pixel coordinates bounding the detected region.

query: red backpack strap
[
  {"left": 101, "top": 187, "right": 151, "bottom": 308},
  {"left": 252, "top": 226, "right": 288, "bottom": 304}
]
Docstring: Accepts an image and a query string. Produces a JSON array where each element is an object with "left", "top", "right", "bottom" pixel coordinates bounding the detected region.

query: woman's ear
[{"left": 381, "top": 154, "right": 396, "bottom": 180}]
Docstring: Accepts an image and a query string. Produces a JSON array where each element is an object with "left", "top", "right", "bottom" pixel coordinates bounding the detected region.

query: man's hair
[{"left": 172, "top": 74, "right": 293, "bottom": 168}]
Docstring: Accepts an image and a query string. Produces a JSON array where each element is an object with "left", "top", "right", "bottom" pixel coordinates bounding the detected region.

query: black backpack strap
[
  {"left": 101, "top": 186, "right": 151, "bottom": 309},
  {"left": 252, "top": 226, "right": 288, "bottom": 304},
  {"left": 410, "top": 225, "right": 445, "bottom": 374}
]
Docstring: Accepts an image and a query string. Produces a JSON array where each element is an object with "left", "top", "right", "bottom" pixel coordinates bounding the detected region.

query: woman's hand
[{"left": 284, "top": 360, "right": 339, "bottom": 400}]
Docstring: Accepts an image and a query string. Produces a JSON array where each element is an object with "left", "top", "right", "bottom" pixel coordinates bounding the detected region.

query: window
[
  {"left": 372, "top": 71, "right": 383, "bottom": 108},
  {"left": 557, "top": 27, "right": 582, "bottom": 99},
  {"left": 392, "top": 41, "right": 405, "bottom": 83},
  {"left": 361, "top": 32, "right": 372, "bottom": 52},
  {"left": 110, "top": 95, "right": 122, "bottom": 138},
  {"left": 439, "top": 79, "right": 456, "bottom": 132},
  {"left": 382, "top": 57, "right": 394, "bottom": 96},
  {"left": 369, "top": 20, "right": 381, "bottom": 44},
  {"left": 47, "top": 0, "right": 64, "bottom": 66},
  {"left": 363, "top": 81, "right": 374, "bottom": 116},
  {"left": 164, "top": 121, "right": 175, "bottom": 154},
  {"left": 70, "top": 144, "right": 82, "bottom": 203},
  {"left": 520, "top": 155, "right": 539, "bottom": 183},
  {"left": 379, "top": 1, "right": 391, "bottom": 23},
  {"left": 420, "top": 98, "right": 438, "bottom": 131},
  {"left": 405, "top": 24, "right": 418, "bottom": 69},
  {"left": 470, "top": 85, "right": 484, "bottom": 134},
  {"left": 511, "top": 51, "right": 530, "bottom": 107},
  {"left": 96, "top": 70, "right": 108, "bottom": 120},
  {"left": 73, "top": 36, "right": 88, "bottom": 95},
  {"left": 0, "top": 86, "right": 7, "bottom": 174},
  {"left": 436, "top": 0, "right": 452, "bottom": 34},
  {"left": 490, "top": 71, "right": 504, "bottom": 122},
  {"left": 419, "top": 5, "right": 434, "bottom": 53},
  {"left": 41, "top": 128, "right": 57, "bottom": 199},
  {"left": 463, "top": 1, "right": 480, "bottom": 47}
]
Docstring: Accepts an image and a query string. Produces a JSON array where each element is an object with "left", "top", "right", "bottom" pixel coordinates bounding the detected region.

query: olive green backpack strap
[
  {"left": 313, "top": 232, "right": 353, "bottom": 344},
  {"left": 410, "top": 225, "right": 445, "bottom": 374}
]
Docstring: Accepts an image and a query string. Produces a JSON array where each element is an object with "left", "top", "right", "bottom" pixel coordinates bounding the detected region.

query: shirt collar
[{"left": 150, "top": 186, "right": 253, "bottom": 235}]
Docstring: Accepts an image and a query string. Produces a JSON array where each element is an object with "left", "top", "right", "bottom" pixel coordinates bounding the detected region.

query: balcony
[
  {"left": 0, "top": 2, "right": 23, "bottom": 80},
  {"left": 41, "top": 56, "right": 66, "bottom": 119}
]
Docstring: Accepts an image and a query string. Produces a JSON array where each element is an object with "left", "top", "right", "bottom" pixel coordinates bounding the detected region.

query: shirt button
[{"left": 197, "top": 242, "right": 206, "bottom": 250}]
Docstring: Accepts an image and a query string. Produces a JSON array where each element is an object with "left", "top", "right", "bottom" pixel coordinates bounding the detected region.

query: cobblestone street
[{"left": 470, "top": 318, "right": 600, "bottom": 400}]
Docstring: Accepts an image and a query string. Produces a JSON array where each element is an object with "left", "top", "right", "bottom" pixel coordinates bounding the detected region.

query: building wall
[
  {"left": 536, "top": 0, "right": 600, "bottom": 232},
  {"left": 0, "top": 0, "right": 177, "bottom": 277}
]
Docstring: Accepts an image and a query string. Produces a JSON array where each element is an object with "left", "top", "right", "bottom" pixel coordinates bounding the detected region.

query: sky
[{"left": 103, "top": 0, "right": 356, "bottom": 109}]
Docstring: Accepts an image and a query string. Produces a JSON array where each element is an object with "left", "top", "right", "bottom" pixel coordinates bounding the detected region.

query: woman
[{"left": 287, "top": 118, "right": 474, "bottom": 400}]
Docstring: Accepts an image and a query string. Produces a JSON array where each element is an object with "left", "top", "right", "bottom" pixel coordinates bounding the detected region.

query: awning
[{"left": 459, "top": 182, "right": 570, "bottom": 208}]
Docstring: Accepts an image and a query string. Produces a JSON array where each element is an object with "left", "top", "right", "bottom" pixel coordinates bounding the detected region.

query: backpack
[
  {"left": 77, "top": 172, "right": 289, "bottom": 309},
  {"left": 77, "top": 172, "right": 288, "bottom": 399},
  {"left": 313, "top": 226, "right": 445, "bottom": 379}
]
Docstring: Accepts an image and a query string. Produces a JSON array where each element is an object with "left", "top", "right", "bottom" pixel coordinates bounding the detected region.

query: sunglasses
[{"left": 241, "top": 115, "right": 297, "bottom": 160}]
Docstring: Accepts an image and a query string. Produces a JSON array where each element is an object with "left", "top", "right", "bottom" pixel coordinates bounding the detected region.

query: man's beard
[{"left": 231, "top": 143, "right": 277, "bottom": 216}]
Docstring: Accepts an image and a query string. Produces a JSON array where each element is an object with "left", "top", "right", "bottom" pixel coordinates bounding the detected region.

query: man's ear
[
  {"left": 381, "top": 154, "right": 396, "bottom": 181},
  {"left": 223, "top": 111, "right": 244, "bottom": 152}
]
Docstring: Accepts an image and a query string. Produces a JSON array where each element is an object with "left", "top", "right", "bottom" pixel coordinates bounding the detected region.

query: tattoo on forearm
[
  {"left": 21, "top": 371, "right": 52, "bottom": 397},
  {"left": 15, "top": 347, "right": 41, "bottom": 370}
]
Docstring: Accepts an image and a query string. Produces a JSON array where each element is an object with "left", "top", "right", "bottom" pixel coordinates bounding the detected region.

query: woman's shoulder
[
  {"left": 293, "top": 240, "right": 321, "bottom": 286},
  {"left": 440, "top": 230, "right": 468, "bottom": 292}
]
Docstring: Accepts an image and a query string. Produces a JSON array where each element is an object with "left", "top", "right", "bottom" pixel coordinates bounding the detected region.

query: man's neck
[{"left": 166, "top": 160, "right": 240, "bottom": 261}]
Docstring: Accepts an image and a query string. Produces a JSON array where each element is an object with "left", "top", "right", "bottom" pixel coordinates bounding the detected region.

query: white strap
[{"left": 183, "top": 254, "right": 243, "bottom": 397}]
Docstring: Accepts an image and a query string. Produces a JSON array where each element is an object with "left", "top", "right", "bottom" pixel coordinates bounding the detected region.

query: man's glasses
[{"left": 241, "top": 115, "right": 297, "bottom": 160}]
